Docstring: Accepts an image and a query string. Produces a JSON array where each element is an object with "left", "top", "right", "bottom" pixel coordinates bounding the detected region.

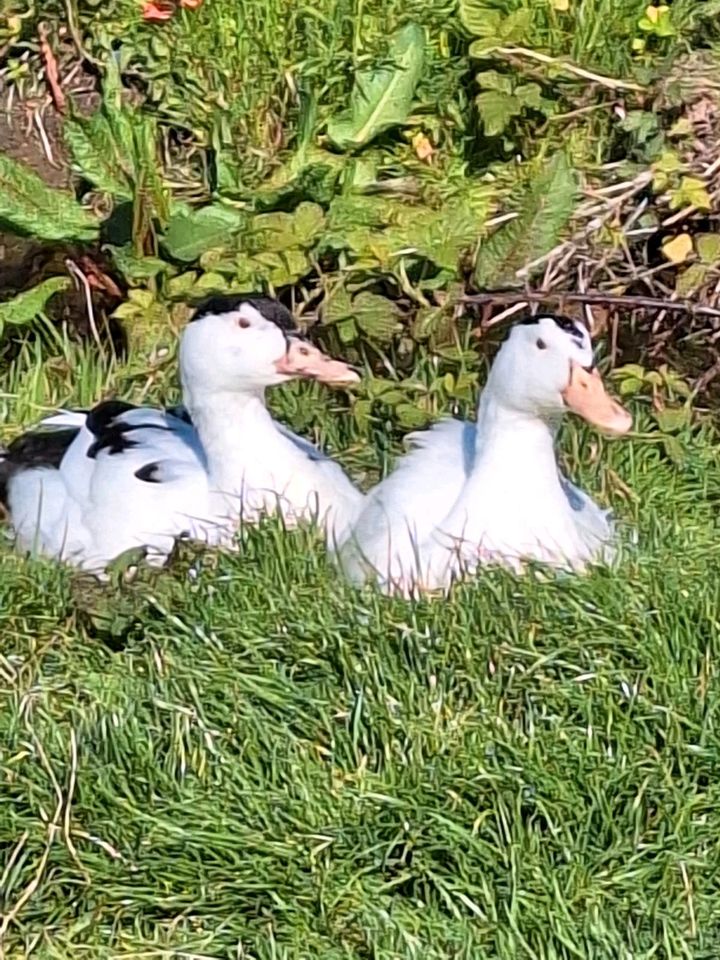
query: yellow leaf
[
  {"left": 551, "top": 0, "right": 569, "bottom": 9},
  {"left": 662, "top": 234, "right": 694, "bottom": 265},
  {"left": 412, "top": 131, "right": 434, "bottom": 162},
  {"left": 644, "top": 4, "right": 659, "bottom": 23}
]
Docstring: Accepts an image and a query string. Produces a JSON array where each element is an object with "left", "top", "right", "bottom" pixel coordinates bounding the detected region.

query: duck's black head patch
[
  {"left": 189, "top": 294, "right": 296, "bottom": 332},
  {"left": 521, "top": 312, "right": 586, "bottom": 347}
]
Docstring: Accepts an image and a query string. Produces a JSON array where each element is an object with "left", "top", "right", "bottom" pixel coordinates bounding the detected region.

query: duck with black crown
[{"left": 0, "top": 295, "right": 364, "bottom": 572}]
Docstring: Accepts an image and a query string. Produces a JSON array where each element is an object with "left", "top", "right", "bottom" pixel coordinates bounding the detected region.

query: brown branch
[
  {"left": 461, "top": 291, "right": 720, "bottom": 320},
  {"left": 38, "top": 23, "right": 66, "bottom": 114}
]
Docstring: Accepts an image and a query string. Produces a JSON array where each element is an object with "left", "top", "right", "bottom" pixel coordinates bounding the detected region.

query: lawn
[{"left": 2, "top": 0, "right": 720, "bottom": 956}]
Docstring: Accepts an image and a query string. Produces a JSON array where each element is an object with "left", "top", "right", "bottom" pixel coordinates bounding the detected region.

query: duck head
[
  {"left": 180, "top": 294, "right": 359, "bottom": 393},
  {"left": 487, "top": 314, "right": 632, "bottom": 435}
]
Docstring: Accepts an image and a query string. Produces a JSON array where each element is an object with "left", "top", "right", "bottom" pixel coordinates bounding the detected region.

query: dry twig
[
  {"left": 462, "top": 290, "right": 720, "bottom": 326},
  {"left": 37, "top": 23, "right": 66, "bottom": 113}
]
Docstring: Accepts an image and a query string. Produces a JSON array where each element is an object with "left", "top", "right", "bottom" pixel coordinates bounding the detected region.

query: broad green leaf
[
  {"left": 459, "top": 2, "right": 502, "bottom": 37},
  {"left": 167, "top": 271, "right": 200, "bottom": 299},
  {"left": 476, "top": 90, "right": 521, "bottom": 136},
  {"left": 476, "top": 70, "right": 513, "bottom": 94},
  {"left": 475, "top": 152, "right": 579, "bottom": 288},
  {"left": 0, "top": 277, "right": 71, "bottom": 332},
  {"left": 112, "top": 287, "right": 173, "bottom": 357},
  {"left": 326, "top": 23, "right": 425, "bottom": 151},
  {"left": 464, "top": 5, "right": 532, "bottom": 52},
  {"left": 613, "top": 363, "right": 647, "bottom": 382},
  {"left": 619, "top": 110, "right": 660, "bottom": 145},
  {"left": 252, "top": 212, "right": 302, "bottom": 253},
  {"left": 325, "top": 287, "right": 402, "bottom": 343},
  {"left": 0, "top": 154, "right": 99, "bottom": 242},
  {"left": 291, "top": 202, "right": 326, "bottom": 246},
  {"left": 396, "top": 403, "right": 429, "bottom": 429},
  {"left": 245, "top": 249, "right": 311, "bottom": 287},
  {"left": 251, "top": 202, "right": 324, "bottom": 253},
  {"left": 654, "top": 406, "right": 691, "bottom": 434},
  {"left": 64, "top": 113, "right": 133, "bottom": 199},
  {"left": 162, "top": 204, "right": 247, "bottom": 262},
  {"left": 254, "top": 160, "right": 342, "bottom": 211},
  {"left": 108, "top": 244, "right": 170, "bottom": 282},
  {"left": 618, "top": 376, "right": 644, "bottom": 397},
  {"left": 515, "top": 83, "right": 544, "bottom": 110}
]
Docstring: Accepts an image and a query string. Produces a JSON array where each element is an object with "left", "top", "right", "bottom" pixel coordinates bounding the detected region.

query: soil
[{"left": 0, "top": 71, "right": 123, "bottom": 342}]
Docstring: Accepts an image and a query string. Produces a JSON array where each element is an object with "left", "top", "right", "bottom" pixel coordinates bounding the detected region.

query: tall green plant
[{"left": 64, "top": 58, "right": 170, "bottom": 256}]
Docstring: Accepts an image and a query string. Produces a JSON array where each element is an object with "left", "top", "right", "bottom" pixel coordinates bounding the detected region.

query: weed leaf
[
  {"left": 475, "top": 152, "right": 578, "bottom": 288},
  {"left": 65, "top": 113, "right": 134, "bottom": 199},
  {"left": 326, "top": 23, "right": 425, "bottom": 151},
  {"left": 0, "top": 277, "right": 71, "bottom": 335},
  {"left": 0, "top": 154, "right": 99, "bottom": 242},
  {"left": 162, "top": 204, "right": 247, "bottom": 262}
]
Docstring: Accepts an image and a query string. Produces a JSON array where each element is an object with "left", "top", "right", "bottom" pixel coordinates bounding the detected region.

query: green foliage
[
  {"left": 475, "top": 70, "right": 555, "bottom": 137},
  {"left": 326, "top": 23, "right": 426, "bottom": 151},
  {"left": 475, "top": 151, "right": 578, "bottom": 288},
  {"left": 65, "top": 57, "right": 170, "bottom": 254},
  {"left": 0, "top": 153, "right": 99, "bottom": 242},
  {"left": 162, "top": 203, "right": 248, "bottom": 262},
  {"left": 0, "top": 278, "right": 71, "bottom": 336}
]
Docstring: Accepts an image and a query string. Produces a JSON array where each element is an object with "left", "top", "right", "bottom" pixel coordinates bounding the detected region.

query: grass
[{"left": 1, "top": 336, "right": 720, "bottom": 958}]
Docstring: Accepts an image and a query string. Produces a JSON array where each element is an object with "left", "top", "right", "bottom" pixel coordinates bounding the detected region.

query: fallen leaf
[
  {"left": 412, "top": 132, "right": 434, "bottom": 162},
  {"left": 661, "top": 233, "right": 693, "bottom": 264}
]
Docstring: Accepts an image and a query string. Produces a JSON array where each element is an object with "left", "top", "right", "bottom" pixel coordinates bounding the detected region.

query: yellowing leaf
[
  {"left": 662, "top": 233, "right": 693, "bottom": 264},
  {"left": 697, "top": 233, "right": 720, "bottom": 264},
  {"left": 412, "top": 132, "right": 434, "bottom": 162},
  {"left": 551, "top": 0, "right": 569, "bottom": 10},
  {"left": 670, "top": 176, "right": 712, "bottom": 211},
  {"left": 675, "top": 262, "right": 708, "bottom": 297}
]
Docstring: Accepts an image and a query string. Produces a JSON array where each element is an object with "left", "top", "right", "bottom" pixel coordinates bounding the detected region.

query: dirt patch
[{"left": 0, "top": 62, "right": 100, "bottom": 294}]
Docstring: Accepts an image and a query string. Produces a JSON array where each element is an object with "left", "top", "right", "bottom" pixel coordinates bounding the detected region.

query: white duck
[
  {"left": 337, "top": 314, "right": 632, "bottom": 596},
  {"left": 1, "top": 295, "right": 363, "bottom": 572}
]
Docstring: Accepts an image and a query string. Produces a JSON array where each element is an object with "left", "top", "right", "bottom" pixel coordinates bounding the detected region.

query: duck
[
  {"left": 0, "top": 294, "right": 364, "bottom": 572},
  {"left": 336, "top": 313, "right": 633, "bottom": 596}
]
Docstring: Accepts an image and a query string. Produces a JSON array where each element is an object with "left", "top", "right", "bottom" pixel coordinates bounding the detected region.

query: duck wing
[
  {"left": 338, "top": 417, "right": 473, "bottom": 583},
  {"left": 3, "top": 400, "right": 210, "bottom": 569}
]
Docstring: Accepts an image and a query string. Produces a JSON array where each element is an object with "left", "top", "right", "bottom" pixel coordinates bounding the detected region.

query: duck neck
[
  {"left": 184, "top": 386, "right": 274, "bottom": 492},
  {"left": 470, "top": 391, "right": 562, "bottom": 485}
]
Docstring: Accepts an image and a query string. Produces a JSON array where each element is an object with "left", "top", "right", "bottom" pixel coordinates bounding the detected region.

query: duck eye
[
  {"left": 238, "top": 317, "right": 251, "bottom": 329},
  {"left": 536, "top": 338, "right": 547, "bottom": 350}
]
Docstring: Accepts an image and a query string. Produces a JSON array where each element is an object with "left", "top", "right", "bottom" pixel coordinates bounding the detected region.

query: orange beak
[
  {"left": 562, "top": 362, "right": 632, "bottom": 436},
  {"left": 274, "top": 339, "right": 359, "bottom": 386}
]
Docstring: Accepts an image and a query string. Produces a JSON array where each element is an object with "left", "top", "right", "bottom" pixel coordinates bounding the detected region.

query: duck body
[
  {"left": 1, "top": 295, "right": 363, "bottom": 572},
  {"left": 338, "top": 315, "right": 632, "bottom": 596}
]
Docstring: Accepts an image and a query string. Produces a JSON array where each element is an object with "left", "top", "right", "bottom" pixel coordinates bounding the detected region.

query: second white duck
[
  {"left": 1, "top": 295, "right": 363, "bottom": 571},
  {"left": 337, "top": 314, "right": 632, "bottom": 596}
]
